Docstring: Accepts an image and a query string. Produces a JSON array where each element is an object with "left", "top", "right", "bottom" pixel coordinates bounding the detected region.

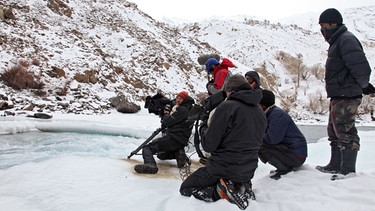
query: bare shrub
[
  {"left": 253, "top": 61, "right": 278, "bottom": 90},
  {"left": 74, "top": 70, "right": 98, "bottom": 84},
  {"left": 310, "top": 64, "right": 325, "bottom": 81},
  {"left": 358, "top": 95, "right": 374, "bottom": 115},
  {"left": 308, "top": 90, "right": 329, "bottom": 115},
  {"left": 279, "top": 89, "right": 297, "bottom": 113},
  {"left": 56, "top": 81, "right": 71, "bottom": 96},
  {"left": 0, "top": 65, "right": 44, "bottom": 90},
  {"left": 195, "top": 92, "right": 209, "bottom": 105},
  {"left": 276, "top": 51, "right": 309, "bottom": 87},
  {"left": 32, "top": 58, "right": 41, "bottom": 66},
  {"left": 19, "top": 59, "right": 30, "bottom": 68}
]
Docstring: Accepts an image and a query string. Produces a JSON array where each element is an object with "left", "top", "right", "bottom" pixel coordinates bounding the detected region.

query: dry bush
[
  {"left": 32, "top": 58, "right": 41, "bottom": 66},
  {"left": 358, "top": 95, "right": 374, "bottom": 114},
  {"left": 275, "top": 51, "right": 309, "bottom": 87},
  {"left": 253, "top": 61, "right": 278, "bottom": 90},
  {"left": 74, "top": 70, "right": 98, "bottom": 84},
  {"left": 0, "top": 65, "right": 44, "bottom": 90},
  {"left": 19, "top": 59, "right": 30, "bottom": 68},
  {"left": 56, "top": 81, "right": 71, "bottom": 96},
  {"left": 310, "top": 64, "right": 325, "bottom": 81},
  {"left": 308, "top": 91, "right": 329, "bottom": 115},
  {"left": 279, "top": 90, "right": 297, "bottom": 113},
  {"left": 195, "top": 92, "right": 209, "bottom": 105}
]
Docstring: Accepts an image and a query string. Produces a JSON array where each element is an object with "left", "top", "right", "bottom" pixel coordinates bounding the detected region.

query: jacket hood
[
  {"left": 245, "top": 71, "right": 261, "bottom": 89},
  {"left": 218, "top": 58, "right": 236, "bottom": 69},
  {"left": 228, "top": 83, "right": 262, "bottom": 106}
]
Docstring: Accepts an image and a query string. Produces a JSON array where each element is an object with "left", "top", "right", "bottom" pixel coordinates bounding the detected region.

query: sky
[
  {"left": 1, "top": 109, "right": 375, "bottom": 210},
  {"left": 128, "top": 0, "right": 375, "bottom": 21}
]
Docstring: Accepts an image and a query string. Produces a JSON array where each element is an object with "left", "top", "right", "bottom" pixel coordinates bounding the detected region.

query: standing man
[
  {"left": 180, "top": 74, "right": 267, "bottom": 210},
  {"left": 315, "top": 8, "right": 372, "bottom": 180},
  {"left": 258, "top": 90, "right": 307, "bottom": 180},
  {"left": 134, "top": 91, "right": 194, "bottom": 174},
  {"left": 205, "top": 57, "right": 235, "bottom": 95}
]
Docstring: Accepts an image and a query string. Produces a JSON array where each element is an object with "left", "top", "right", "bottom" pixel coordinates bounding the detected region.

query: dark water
[{"left": 297, "top": 125, "right": 375, "bottom": 143}]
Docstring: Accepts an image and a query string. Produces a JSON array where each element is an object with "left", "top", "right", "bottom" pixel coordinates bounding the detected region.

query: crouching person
[
  {"left": 258, "top": 90, "right": 308, "bottom": 180},
  {"left": 134, "top": 91, "right": 194, "bottom": 174},
  {"left": 180, "top": 75, "right": 267, "bottom": 210}
]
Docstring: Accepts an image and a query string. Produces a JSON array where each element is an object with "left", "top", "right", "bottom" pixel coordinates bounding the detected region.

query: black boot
[
  {"left": 175, "top": 148, "right": 190, "bottom": 168},
  {"left": 134, "top": 146, "right": 158, "bottom": 174},
  {"left": 134, "top": 163, "right": 158, "bottom": 174},
  {"left": 339, "top": 147, "right": 357, "bottom": 175},
  {"left": 316, "top": 145, "right": 341, "bottom": 174},
  {"left": 331, "top": 148, "right": 358, "bottom": 180}
]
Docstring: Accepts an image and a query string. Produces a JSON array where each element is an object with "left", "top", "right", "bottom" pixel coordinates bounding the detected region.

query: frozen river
[
  {"left": 297, "top": 124, "right": 375, "bottom": 143},
  {"left": 1, "top": 123, "right": 374, "bottom": 170}
]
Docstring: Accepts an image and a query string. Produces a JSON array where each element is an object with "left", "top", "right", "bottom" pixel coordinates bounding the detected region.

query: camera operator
[{"left": 134, "top": 91, "right": 195, "bottom": 174}]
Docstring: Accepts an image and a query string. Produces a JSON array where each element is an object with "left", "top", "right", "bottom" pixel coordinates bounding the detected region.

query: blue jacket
[{"left": 264, "top": 105, "right": 307, "bottom": 157}]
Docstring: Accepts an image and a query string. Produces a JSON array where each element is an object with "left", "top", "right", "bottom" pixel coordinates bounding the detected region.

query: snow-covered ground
[{"left": 0, "top": 109, "right": 375, "bottom": 211}]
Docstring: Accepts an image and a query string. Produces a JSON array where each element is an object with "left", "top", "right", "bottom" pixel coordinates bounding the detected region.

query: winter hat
[
  {"left": 205, "top": 58, "right": 220, "bottom": 72},
  {"left": 245, "top": 71, "right": 261, "bottom": 88},
  {"left": 260, "top": 89, "right": 275, "bottom": 108},
  {"left": 224, "top": 74, "right": 247, "bottom": 91},
  {"left": 177, "top": 91, "right": 189, "bottom": 100},
  {"left": 319, "top": 8, "right": 343, "bottom": 25}
]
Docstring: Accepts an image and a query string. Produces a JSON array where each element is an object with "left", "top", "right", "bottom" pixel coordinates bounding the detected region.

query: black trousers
[
  {"left": 142, "top": 137, "right": 184, "bottom": 165},
  {"left": 258, "top": 143, "right": 305, "bottom": 170},
  {"left": 179, "top": 167, "right": 221, "bottom": 201}
]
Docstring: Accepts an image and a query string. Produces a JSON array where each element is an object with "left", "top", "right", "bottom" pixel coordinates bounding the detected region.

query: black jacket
[
  {"left": 201, "top": 84, "right": 267, "bottom": 182},
  {"left": 162, "top": 96, "right": 194, "bottom": 146},
  {"left": 325, "top": 25, "right": 371, "bottom": 98}
]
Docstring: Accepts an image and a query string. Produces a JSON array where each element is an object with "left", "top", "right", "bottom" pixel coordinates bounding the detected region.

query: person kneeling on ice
[
  {"left": 258, "top": 90, "right": 308, "bottom": 180},
  {"left": 134, "top": 91, "right": 195, "bottom": 174},
  {"left": 179, "top": 75, "right": 267, "bottom": 210}
]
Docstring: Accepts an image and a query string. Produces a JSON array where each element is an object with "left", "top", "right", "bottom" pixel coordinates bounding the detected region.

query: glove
[{"left": 363, "top": 83, "right": 375, "bottom": 95}]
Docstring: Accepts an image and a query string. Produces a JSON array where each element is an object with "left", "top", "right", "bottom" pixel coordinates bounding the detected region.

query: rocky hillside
[
  {"left": 0, "top": 0, "right": 219, "bottom": 114},
  {"left": 1, "top": 0, "right": 374, "bottom": 118}
]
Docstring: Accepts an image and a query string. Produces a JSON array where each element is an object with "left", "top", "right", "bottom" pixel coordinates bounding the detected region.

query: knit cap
[
  {"left": 177, "top": 91, "right": 189, "bottom": 99},
  {"left": 319, "top": 8, "right": 343, "bottom": 25},
  {"left": 260, "top": 90, "right": 275, "bottom": 108},
  {"left": 224, "top": 74, "right": 247, "bottom": 91}
]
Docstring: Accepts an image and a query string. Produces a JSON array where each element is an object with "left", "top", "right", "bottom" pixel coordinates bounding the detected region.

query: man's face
[
  {"left": 176, "top": 96, "right": 184, "bottom": 105},
  {"left": 319, "top": 23, "right": 332, "bottom": 29},
  {"left": 319, "top": 23, "right": 338, "bottom": 41},
  {"left": 246, "top": 76, "right": 257, "bottom": 89}
]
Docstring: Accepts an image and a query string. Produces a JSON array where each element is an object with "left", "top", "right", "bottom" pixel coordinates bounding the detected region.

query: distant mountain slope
[{"left": 1, "top": 1, "right": 374, "bottom": 118}]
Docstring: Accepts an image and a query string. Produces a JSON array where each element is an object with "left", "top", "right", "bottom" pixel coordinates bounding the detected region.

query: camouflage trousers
[{"left": 327, "top": 98, "right": 361, "bottom": 151}]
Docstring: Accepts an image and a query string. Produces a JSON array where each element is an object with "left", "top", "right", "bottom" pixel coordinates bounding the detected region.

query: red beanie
[{"left": 177, "top": 91, "right": 189, "bottom": 99}]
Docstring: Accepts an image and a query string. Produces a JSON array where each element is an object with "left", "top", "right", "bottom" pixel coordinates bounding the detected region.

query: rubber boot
[
  {"left": 134, "top": 146, "right": 158, "bottom": 174},
  {"left": 331, "top": 147, "right": 358, "bottom": 180},
  {"left": 316, "top": 145, "right": 341, "bottom": 174},
  {"left": 338, "top": 147, "right": 357, "bottom": 175}
]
